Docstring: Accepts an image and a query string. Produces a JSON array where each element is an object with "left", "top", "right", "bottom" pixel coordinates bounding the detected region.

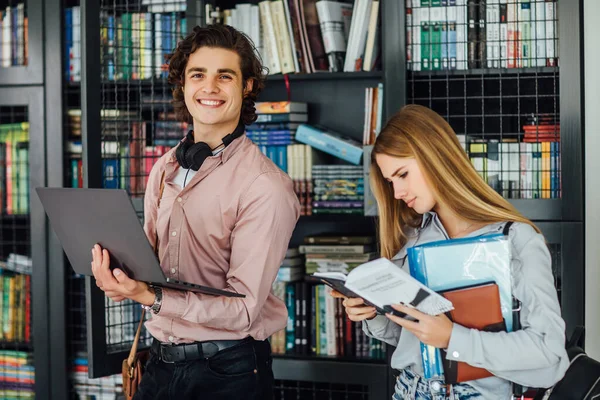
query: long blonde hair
[{"left": 371, "top": 104, "right": 540, "bottom": 259}]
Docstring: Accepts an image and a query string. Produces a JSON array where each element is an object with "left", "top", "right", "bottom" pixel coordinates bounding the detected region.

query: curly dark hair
[{"left": 167, "top": 24, "right": 267, "bottom": 126}]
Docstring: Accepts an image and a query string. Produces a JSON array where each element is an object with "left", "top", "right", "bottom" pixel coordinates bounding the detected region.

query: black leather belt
[{"left": 151, "top": 337, "right": 251, "bottom": 363}]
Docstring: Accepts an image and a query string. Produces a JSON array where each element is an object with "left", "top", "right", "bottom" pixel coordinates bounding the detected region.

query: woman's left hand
[{"left": 385, "top": 304, "right": 454, "bottom": 349}]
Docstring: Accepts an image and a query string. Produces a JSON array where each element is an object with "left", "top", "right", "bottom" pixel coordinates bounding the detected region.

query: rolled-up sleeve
[
  {"left": 445, "top": 225, "right": 569, "bottom": 388},
  {"left": 157, "top": 171, "right": 300, "bottom": 331}
]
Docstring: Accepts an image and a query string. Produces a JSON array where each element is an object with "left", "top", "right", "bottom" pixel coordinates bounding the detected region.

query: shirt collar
[
  {"left": 420, "top": 211, "right": 434, "bottom": 229},
  {"left": 419, "top": 210, "right": 507, "bottom": 236}
]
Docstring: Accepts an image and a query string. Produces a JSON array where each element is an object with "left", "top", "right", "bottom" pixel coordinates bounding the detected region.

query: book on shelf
[
  {"left": 66, "top": 6, "right": 187, "bottom": 82},
  {"left": 406, "top": 0, "right": 558, "bottom": 72},
  {"left": 0, "top": 124, "right": 29, "bottom": 215},
  {"left": 295, "top": 124, "right": 363, "bottom": 165},
  {"left": 271, "top": 242, "right": 386, "bottom": 359},
  {"left": 0, "top": 4, "right": 28, "bottom": 68},
  {"left": 0, "top": 265, "right": 32, "bottom": 344},
  {"left": 463, "top": 132, "right": 561, "bottom": 199}
]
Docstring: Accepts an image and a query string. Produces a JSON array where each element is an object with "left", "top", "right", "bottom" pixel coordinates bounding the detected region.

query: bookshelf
[
  {"left": 0, "top": 86, "right": 50, "bottom": 397},
  {"left": 36, "top": 0, "right": 585, "bottom": 399},
  {"left": 401, "top": 0, "right": 584, "bottom": 341}
]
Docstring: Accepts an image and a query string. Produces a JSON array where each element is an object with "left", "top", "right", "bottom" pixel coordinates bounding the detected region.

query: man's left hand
[
  {"left": 91, "top": 244, "right": 155, "bottom": 306},
  {"left": 385, "top": 303, "right": 454, "bottom": 349}
]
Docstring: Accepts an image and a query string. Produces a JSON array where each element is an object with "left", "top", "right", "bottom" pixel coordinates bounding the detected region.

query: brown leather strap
[{"left": 127, "top": 308, "right": 146, "bottom": 370}]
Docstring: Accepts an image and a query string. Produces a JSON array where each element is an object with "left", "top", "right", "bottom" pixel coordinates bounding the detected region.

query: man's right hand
[{"left": 330, "top": 289, "right": 377, "bottom": 322}]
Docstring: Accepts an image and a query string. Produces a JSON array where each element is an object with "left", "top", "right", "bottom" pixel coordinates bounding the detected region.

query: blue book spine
[
  {"left": 102, "top": 159, "right": 120, "bottom": 189},
  {"left": 295, "top": 124, "right": 363, "bottom": 165},
  {"left": 286, "top": 284, "right": 296, "bottom": 353},
  {"left": 266, "top": 146, "right": 277, "bottom": 165},
  {"left": 408, "top": 247, "right": 444, "bottom": 379},
  {"left": 65, "top": 8, "right": 72, "bottom": 81},
  {"left": 277, "top": 146, "right": 288, "bottom": 173},
  {"left": 107, "top": 15, "right": 115, "bottom": 80}
]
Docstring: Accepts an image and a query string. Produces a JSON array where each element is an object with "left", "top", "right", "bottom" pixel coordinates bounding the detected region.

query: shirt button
[
  {"left": 172, "top": 231, "right": 177, "bottom": 237},
  {"left": 452, "top": 351, "right": 460, "bottom": 358},
  {"left": 431, "top": 381, "right": 441, "bottom": 391},
  {"left": 170, "top": 268, "right": 176, "bottom": 274},
  {"left": 168, "top": 336, "right": 174, "bottom": 342},
  {"left": 177, "top": 197, "right": 182, "bottom": 203}
]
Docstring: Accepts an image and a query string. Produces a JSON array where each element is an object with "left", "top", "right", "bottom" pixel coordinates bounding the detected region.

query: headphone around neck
[{"left": 175, "top": 121, "right": 245, "bottom": 171}]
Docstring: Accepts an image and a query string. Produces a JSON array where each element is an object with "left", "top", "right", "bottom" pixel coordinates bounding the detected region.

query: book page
[{"left": 345, "top": 258, "right": 453, "bottom": 316}]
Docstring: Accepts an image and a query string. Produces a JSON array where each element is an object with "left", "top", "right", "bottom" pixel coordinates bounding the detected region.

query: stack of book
[
  {"left": 248, "top": 101, "right": 313, "bottom": 215},
  {"left": 312, "top": 165, "right": 364, "bottom": 215},
  {"left": 71, "top": 354, "right": 122, "bottom": 400},
  {"left": 0, "top": 350, "right": 34, "bottom": 398},
  {"left": 271, "top": 248, "right": 304, "bottom": 355},
  {"left": 250, "top": 101, "right": 307, "bottom": 173}
]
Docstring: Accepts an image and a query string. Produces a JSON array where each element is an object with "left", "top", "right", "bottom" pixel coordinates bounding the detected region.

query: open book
[{"left": 312, "top": 258, "right": 454, "bottom": 317}]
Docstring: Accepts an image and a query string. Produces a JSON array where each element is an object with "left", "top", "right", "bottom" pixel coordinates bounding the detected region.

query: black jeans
[{"left": 132, "top": 338, "right": 274, "bottom": 400}]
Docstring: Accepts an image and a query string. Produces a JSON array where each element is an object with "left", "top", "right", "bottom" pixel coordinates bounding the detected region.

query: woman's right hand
[{"left": 330, "top": 290, "right": 377, "bottom": 322}]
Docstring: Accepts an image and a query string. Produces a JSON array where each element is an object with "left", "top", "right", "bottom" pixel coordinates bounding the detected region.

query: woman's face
[{"left": 375, "top": 154, "right": 437, "bottom": 214}]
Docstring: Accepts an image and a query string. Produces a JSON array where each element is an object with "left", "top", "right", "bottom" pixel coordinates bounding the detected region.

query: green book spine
[
  {"left": 421, "top": 21, "right": 431, "bottom": 71},
  {"left": 431, "top": 21, "right": 442, "bottom": 70}
]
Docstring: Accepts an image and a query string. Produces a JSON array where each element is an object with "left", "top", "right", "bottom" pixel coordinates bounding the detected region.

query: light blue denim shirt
[{"left": 364, "top": 212, "right": 569, "bottom": 399}]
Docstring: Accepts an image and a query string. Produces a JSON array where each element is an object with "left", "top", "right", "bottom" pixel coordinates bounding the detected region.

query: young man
[{"left": 91, "top": 24, "right": 300, "bottom": 399}]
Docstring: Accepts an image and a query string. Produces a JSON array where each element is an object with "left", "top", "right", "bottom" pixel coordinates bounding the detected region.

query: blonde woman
[{"left": 333, "top": 105, "right": 569, "bottom": 399}]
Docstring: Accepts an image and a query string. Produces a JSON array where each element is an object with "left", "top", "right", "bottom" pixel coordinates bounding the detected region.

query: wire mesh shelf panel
[
  {"left": 0, "top": 105, "right": 34, "bottom": 399},
  {"left": 405, "top": 0, "right": 560, "bottom": 200},
  {"left": 274, "top": 380, "right": 370, "bottom": 400}
]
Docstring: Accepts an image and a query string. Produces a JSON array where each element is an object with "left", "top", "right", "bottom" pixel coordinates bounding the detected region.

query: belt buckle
[{"left": 160, "top": 345, "right": 176, "bottom": 364}]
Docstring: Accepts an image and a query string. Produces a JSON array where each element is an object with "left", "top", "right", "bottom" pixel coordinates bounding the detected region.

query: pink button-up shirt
[{"left": 143, "top": 135, "right": 300, "bottom": 344}]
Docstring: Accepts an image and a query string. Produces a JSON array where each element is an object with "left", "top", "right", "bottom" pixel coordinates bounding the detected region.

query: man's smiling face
[{"left": 183, "top": 46, "right": 251, "bottom": 132}]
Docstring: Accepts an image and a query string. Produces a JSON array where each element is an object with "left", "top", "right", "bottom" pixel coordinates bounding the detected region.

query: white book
[
  {"left": 545, "top": 0, "right": 555, "bottom": 66},
  {"left": 343, "top": 0, "right": 372, "bottom": 72},
  {"left": 363, "top": 0, "right": 379, "bottom": 71},
  {"left": 281, "top": 0, "right": 300, "bottom": 72},
  {"left": 534, "top": 0, "right": 546, "bottom": 67},
  {"left": 154, "top": 14, "right": 163, "bottom": 78},
  {"left": 3, "top": 7, "right": 11, "bottom": 68},
  {"left": 313, "top": 258, "right": 454, "bottom": 317},
  {"left": 455, "top": 0, "right": 466, "bottom": 70},
  {"left": 270, "top": 1, "right": 295, "bottom": 74},
  {"left": 486, "top": 0, "right": 498, "bottom": 68},
  {"left": 325, "top": 287, "right": 337, "bottom": 355},
  {"left": 259, "top": 1, "right": 282, "bottom": 74},
  {"left": 146, "top": 3, "right": 185, "bottom": 12}
]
